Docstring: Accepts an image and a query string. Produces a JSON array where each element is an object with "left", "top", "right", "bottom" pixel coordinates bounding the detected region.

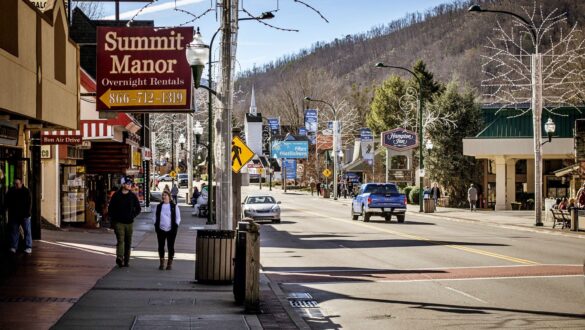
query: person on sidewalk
[
  {"left": 108, "top": 176, "right": 141, "bottom": 267},
  {"left": 467, "top": 183, "right": 478, "bottom": 212},
  {"left": 154, "top": 191, "right": 181, "bottom": 270},
  {"left": 6, "top": 178, "right": 32, "bottom": 254},
  {"left": 431, "top": 183, "right": 441, "bottom": 211},
  {"left": 309, "top": 178, "right": 315, "bottom": 196},
  {"left": 577, "top": 182, "right": 585, "bottom": 207},
  {"left": 171, "top": 181, "right": 179, "bottom": 204}
]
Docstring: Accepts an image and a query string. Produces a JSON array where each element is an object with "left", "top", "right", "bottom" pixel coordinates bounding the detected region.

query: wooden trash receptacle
[
  {"left": 195, "top": 230, "right": 236, "bottom": 284},
  {"left": 423, "top": 198, "right": 435, "bottom": 213}
]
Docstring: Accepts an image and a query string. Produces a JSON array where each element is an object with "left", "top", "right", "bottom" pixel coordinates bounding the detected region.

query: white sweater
[{"left": 155, "top": 203, "right": 181, "bottom": 231}]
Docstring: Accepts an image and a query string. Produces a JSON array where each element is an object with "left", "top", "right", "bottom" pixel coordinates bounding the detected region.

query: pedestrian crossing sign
[
  {"left": 322, "top": 169, "right": 332, "bottom": 178},
  {"left": 232, "top": 136, "right": 255, "bottom": 173}
]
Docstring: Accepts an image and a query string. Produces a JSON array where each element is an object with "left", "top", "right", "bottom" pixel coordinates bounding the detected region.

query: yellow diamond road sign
[
  {"left": 322, "top": 169, "right": 332, "bottom": 178},
  {"left": 232, "top": 136, "right": 255, "bottom": 173},
  {"left": 169, "top": 171, "right": 177, "bottom": 178}
]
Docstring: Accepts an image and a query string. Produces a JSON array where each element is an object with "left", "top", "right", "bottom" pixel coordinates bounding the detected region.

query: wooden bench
[{"left": 550, "top": 208, "right": 570, "bottom": 229}]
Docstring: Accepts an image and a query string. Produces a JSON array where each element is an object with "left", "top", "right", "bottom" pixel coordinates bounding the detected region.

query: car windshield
[
  {"left": 364, "top": 184, "right": 398, "bottom": 194},
  {"left": 246, "top": 196, "right": 276, "bottom": 204}
]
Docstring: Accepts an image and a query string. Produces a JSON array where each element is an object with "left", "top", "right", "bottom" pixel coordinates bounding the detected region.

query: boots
[
  {"left": 166, "top": 258, "right": 173, "bottom": 270},
  {"left": 159, "top": 258, "right": 165, "bottom": 270}
]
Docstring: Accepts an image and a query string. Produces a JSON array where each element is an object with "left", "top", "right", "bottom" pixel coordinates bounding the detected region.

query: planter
[{"left": 511, "top": 202, "right": 522, "bottom": 210}]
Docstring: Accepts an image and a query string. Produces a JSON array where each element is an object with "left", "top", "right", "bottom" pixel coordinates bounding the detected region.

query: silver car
[{"left": 242, "top": 195, "right": 281, "bottom": 223}]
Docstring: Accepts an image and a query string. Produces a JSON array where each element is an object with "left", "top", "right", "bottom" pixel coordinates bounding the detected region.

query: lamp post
[
  {"left": 375, "top": 63, "right": 425, "bottom": 212},
  {"left": 304, "top": 97, "right": 340, "bottom": 200},
  {"left": 193, "top": 120, "right": 213, "bottom": 223},
  {"left": 469, "top": 4, "right": 547, "bottom": 226}
]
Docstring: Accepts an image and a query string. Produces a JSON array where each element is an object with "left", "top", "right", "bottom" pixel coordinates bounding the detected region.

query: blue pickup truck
[{"left": 351, "top": 183, "right": 407, "bottom": 222}]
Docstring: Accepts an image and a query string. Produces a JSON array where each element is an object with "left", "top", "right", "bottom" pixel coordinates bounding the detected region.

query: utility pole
[{"left": 216, "top": 0, "right": 238, "bottom": 230}]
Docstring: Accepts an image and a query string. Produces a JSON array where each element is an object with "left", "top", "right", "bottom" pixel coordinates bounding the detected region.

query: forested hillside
[{"left": 232, "top": 0, "right": 585, "bottom": 128}]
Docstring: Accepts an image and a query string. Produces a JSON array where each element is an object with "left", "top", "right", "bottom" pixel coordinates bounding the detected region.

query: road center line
[{"left": 293, "top": 207, "right": 539, "bottom": 265}]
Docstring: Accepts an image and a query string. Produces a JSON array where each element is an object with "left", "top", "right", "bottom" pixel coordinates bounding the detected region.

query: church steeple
[{"left": 249, "top": 86, "right": 257, "bottom": 116}]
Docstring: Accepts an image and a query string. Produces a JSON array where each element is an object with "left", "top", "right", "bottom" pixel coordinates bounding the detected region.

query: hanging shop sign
[
  {"left": 267, "top": 117, "right": 280, "bottom": 135},
  {"left": 41, "top": 145, "right": 52, "bottom": 159},
  {"left": 382, "top": 128, "right": 418, "bottom": 151},
  {"left": 41, "top": 132, "right": 82, "bottom": 145},
  {"left": 304, "top": 109, "right": 318, "bottom": 145},
  {"left": 96, "top": 26, "right": 194, "bottom": 112},
  {"left": 360, "top": 128, "right": 374, "bottom": 161}
]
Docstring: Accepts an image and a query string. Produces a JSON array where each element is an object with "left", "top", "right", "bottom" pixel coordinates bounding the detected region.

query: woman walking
[{"left": 154, "top": 191, "right": 181, "bottom": 270}]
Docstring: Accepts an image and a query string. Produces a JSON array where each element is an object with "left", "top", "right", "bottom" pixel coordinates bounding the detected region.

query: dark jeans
[
  {"left": 114, "top": 222, "right": 133, "bottom": 261},
  {"left": 156, "top": 229, "right": 177, "bottom": 259}
]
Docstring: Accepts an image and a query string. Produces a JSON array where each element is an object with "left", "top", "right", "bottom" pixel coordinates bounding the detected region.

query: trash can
[
  {"left": 195, "top": 229, "right": 235, "bottom": 283},
  {"left": 423, "top": 199, "right": 435, "bottom": 213},
  {"left": 323, "top": 188, "right": 330, "bottom": 199}
]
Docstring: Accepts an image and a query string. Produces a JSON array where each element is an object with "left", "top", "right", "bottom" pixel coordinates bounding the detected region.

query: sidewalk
[{"left": 0, "top": 202, "right": 302, "bottom": 329}]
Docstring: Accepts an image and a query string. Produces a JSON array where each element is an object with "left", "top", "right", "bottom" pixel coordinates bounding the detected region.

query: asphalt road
[{"left": 245, "top": 186, "right": 585, "bottom": 329}]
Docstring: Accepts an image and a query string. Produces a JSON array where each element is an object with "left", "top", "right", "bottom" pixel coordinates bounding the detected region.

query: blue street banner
[
  {"left": 298, "top": 127, "right": 307, "bottom": 136},
  {"left": 360, "top": 127, "right": 374, "bottom": 160},
  {"left": 283, "top": 159, "right": 297, "bottom": 180},
  {"left": 304, "top": 109, "right": 318, "bottom": 133},
  {"left": 271, "top": 141, "right": 309, "bottom": 159},
  {"left": 267, "top": 117, "right": 280, "bottom": 135}
]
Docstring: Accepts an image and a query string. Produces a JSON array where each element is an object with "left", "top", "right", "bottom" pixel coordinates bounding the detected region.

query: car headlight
[{"left": 271, "top": 205, "right": 280, "bottom": 212}]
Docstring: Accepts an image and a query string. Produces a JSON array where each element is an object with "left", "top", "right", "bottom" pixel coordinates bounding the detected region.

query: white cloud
[{"left": 104, "top": 0, "right": 208, "bottom": 20}]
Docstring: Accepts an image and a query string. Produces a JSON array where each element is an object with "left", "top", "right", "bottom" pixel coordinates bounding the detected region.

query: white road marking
[
  {"left": 445, "top": 286, "right": 487, "bottom": 303},
  {"left": 279, "top": 274, "right": 583, "bottom": 286}
]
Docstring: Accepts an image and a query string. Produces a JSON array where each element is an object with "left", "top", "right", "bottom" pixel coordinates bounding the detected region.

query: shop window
[
  {"left": 515, "top": 159, "right": 527, "bottom": 175},
  {"left": 54, "top": 9, "right": 66, "bottom": 84},
  {"left": 390, "top": 155, "right": 408, "bottom": 170},
  {"left": 487, "top": 159, "right": 496, "bottom": 174},
  {"left": 60, "top": 166, "right": 86, "bottom": 223},
  {"left": 0, "top": 0, "right": 19, "bottom": 56}
]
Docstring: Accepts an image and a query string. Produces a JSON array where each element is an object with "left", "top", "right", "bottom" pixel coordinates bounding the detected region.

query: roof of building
[{"left": 475, "top": 107, "right": 585, "bottom": 139}]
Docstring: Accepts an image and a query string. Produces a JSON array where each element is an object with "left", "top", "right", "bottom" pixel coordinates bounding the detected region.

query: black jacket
[
  {"left": 108, "top": 189, "right": 141, "bottom": 224},
  {"left": 5, "top": 186, "right": 32, "bottom": 222},
  {"left": 155, "top": 202, "right": 178, "bottom": 232}
]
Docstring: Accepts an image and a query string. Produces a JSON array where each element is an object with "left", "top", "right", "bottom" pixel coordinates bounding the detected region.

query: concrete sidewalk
[{"left": 0, "top": 202, "right": 303, "bottom": 329}]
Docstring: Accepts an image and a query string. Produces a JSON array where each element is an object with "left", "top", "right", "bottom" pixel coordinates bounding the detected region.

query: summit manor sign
[{"left": 96, "top": 27, "right": 194, "bottom": 112}]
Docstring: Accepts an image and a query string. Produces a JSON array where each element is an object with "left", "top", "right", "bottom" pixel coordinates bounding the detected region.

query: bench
[{"left": 550, "top": 208, "right": 570, "bottom": 229}]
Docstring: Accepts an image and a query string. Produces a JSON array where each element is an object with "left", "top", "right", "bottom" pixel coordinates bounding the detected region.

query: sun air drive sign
[
  {"left": 96, "top": 27, "right": 194, "bottom": 112},
  {"left": 382, "top": 128, "right": 418, "bottom": 151}
]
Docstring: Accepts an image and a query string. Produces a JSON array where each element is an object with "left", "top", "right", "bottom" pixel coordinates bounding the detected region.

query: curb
[{"left": 260, "top": 271, "right": 311, "bottom": 330}]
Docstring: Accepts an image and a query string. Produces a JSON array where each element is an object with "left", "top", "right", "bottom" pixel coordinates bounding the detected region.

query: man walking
[
  {"left": 468, "top": 183, "right": 478, "bottom": 212},
  {"left": 430, "top": 182, "right": 441, "bottom": 211},
  {"left": 6, "top": 178, "right": 32, "bottom": 254},
  {"left": 108, "top": 176, "right": 141, "bottom": 267}
]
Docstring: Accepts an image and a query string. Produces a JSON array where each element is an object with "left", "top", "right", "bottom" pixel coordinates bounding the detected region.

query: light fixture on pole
[
  {"left": 542, "top": 118, "right": 556, "bottom": 145},
  {"left": 304, "top": 96, "right": 339, "bottom": 200},
  {"left": 375, "top": 62, "right": 425, "bottom": 212},
  {"left": 469, "top": 4, "right": 546, "bottom": 226},
  {"left": 178, "top": 133, "right": 186, "bottom": 150},
  {"left": 186, "top": 29, "right": 217, "bottom": 225},
  {"left": 425, "top": 139, "right": 433, "bottom": 150}
]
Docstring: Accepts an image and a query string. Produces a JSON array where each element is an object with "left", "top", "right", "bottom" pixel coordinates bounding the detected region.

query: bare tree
[{"left": 71, "top": 1, "right": 104, "bottom": 19}]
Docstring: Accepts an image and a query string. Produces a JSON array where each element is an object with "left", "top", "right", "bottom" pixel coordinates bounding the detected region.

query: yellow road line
[{"left": 296, "top": 208, "right": 539, "bottom": 265}]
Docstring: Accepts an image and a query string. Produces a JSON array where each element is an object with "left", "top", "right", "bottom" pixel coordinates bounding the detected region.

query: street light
[
  {"left": 542, "top": 118, "right": 556, "bottom": 145},
  {"left": 178, "top": 133, "right": 186, "bottom": 150},
  {"left": 375, "top": 62, "right": 425, "bottom": 212},
  {"left": 469, "top": 4, "right": 545, "bottom": 226},
  {"left": 186, "top": 30, "right": 216, "bottom": 224},
  {"left": 304, "top": 96, "right": 340, "bottom": 200}
]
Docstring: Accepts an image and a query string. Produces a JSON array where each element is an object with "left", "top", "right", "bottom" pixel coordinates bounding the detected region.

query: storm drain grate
[
  {"left": 289, "top": 300, "right": 319, "bottom": 308},
  {"left": 0, "top": 296, "right": 78, "bottom": 303}
]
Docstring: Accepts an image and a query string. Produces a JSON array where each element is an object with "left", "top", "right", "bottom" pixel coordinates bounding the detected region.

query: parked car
[
  {"left": 178, "top": 173, "right": 188, "bottom": 187},
  {"left": 351, "top": 183, "right": 407, "bottom": 222},
  {"left": 158, "top": 174, "right": 173, "bottom": 182},
  {"left": 242, "top": 194, "right": 281, "bottom": 223}
]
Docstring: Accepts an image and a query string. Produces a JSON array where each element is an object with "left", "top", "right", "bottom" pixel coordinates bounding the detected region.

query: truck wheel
[
  {"left": 364, "top": 212, "right": 371, "bottom": 222},
  {"left": 384, "top": 215, "right": 391, "bottom": 222},
  {"left": 351, "top": 207, "right": 358, "bottom": 220},
  {"left": 396, "top": 214, "right": 405, "bottom": 223}
]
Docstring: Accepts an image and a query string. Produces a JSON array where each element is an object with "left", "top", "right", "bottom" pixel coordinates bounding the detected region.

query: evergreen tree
[
  {"left": 425, "top": 81, "right": 483, "bottom": 207},
  {"left": 366, "top": 76, "right": 406, "bottom": 135}
]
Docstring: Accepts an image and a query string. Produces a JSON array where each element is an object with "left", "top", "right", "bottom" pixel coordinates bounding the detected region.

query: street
[{"left": 246, "top": 186, "right": 585, "bottom": 329}]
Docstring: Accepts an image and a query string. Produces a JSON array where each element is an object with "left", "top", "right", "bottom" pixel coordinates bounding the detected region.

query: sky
[{"left": 98, "top": 0, "right": 450, "bottom": 73}]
